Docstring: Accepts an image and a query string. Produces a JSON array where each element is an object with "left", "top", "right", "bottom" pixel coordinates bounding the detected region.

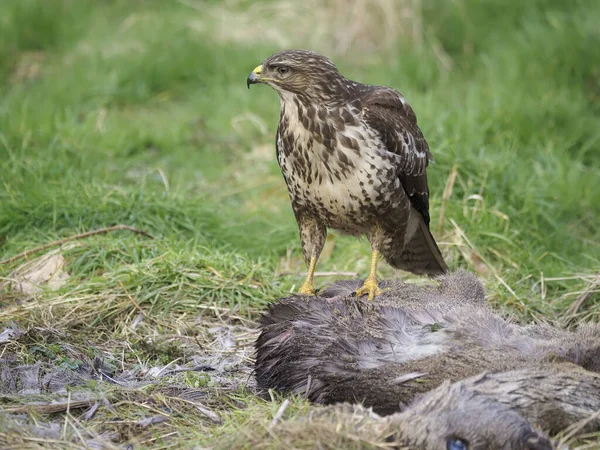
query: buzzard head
[{"left": 247, "top": 50, "right": 344, "bottom": 101}]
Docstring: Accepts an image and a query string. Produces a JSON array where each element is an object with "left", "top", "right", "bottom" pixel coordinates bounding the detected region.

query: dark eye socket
[
  {"left": 447, "top": 437, "right": 469, "bottom": 450},
  {"left": 277, "top": 66, "right": 289, "bottom": 74}
]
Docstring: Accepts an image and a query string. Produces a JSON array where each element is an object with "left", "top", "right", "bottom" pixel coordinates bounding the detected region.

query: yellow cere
[{"left": 253, "top": 65, "right": 262, "bottom": 75}]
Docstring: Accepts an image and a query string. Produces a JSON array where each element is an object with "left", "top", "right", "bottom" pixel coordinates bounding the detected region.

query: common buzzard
[{"left": 247, "top": 50, "right": 447, "bottom": 300}]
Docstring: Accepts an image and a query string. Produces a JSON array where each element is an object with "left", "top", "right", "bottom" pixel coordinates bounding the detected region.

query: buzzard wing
[{"left": 359, "top": 87, "right": 433, "bottom": 227}]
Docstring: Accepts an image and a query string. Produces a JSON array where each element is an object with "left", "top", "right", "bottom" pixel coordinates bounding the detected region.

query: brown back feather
[{"left": 359, "top": 87, "right": 433, "bottom": 227}]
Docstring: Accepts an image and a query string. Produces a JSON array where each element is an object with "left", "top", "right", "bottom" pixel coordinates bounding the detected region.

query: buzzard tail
[{"left": 385, "top": 209, "right": 448, "bottom": 275}]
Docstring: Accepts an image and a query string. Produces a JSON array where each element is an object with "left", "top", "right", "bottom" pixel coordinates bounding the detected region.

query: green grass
[{"left": 0, "top": 0, "right": 599, "bottom": 447}]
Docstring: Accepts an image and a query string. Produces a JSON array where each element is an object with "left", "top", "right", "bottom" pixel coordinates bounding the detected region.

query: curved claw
[
  {"left": 355, "top": 277, "right": 383, "bottom": 301},
  {"left": 298, "top": 282, "right": 316, "bottom": 296}
]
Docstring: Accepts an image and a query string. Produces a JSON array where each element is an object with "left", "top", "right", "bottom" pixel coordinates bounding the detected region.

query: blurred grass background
[
  {"left": 2, "top": 0, "right": 598, "bottom": 316},
  {"left": 0, "top": 0, "right": 599, "bottom": 447}
]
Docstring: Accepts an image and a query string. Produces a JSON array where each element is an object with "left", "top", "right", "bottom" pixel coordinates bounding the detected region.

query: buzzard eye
[{"left": 277, "top": 66, "right": 289, "bottom": 74}]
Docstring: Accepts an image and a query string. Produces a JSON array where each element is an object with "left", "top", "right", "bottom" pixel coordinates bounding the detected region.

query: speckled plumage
[{"left": 250, "top": 50, "right": 447, "bottom": 276}]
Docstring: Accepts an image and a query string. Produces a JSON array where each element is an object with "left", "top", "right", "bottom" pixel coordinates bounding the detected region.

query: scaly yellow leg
[
  {"left": 355, "top": 249, "right": 383, "bottom": 301},
  {"left": 298, "top": 256, "right": 317, "bottom": 295}
]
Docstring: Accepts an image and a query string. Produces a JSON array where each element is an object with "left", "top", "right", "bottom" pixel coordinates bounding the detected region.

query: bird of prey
[{"left": 247, "top": 50, "right": 447, "bottom": 300}]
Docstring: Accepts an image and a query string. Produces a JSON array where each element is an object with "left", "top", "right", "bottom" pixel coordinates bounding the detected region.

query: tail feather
[{"left": 384, "top": 213, "right": 448, "bottom": 276}]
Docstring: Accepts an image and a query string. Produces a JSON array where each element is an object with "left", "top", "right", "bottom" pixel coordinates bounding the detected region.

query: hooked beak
[{"left": 247, "top": 65, "right": 263, "bottom": 89}]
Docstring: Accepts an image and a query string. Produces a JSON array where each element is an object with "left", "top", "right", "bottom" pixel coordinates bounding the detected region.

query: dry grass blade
[
  {"left": 437, "top": 162, "right": 458, "bottom": 233},
  {"left": 555, "top": 409, "right": 600, "bottom": 446},
  {"left": 1, "top": 399, "right": 97, "bottom": 414},
  {"left": 278, "top": 271, "right": 359, "bottom": 278},
  {"left": 269, "top": 399, "right": 290, "bottom": 428},
  {"left": 563, "top": 273, "right": 600, "bottom": 324},
  {"left": 221, "top": 403, "right": 403, "bottom": 450},
  {"left": 0, "top": 225, "right": 155, "bottom": 265},
  {"left": 118, "top": 281, "right": 177, "bottom": 331}
]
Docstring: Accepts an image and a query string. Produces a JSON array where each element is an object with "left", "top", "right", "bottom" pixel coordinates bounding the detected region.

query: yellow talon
[
  {"left": 355, "top": 249, "right": 383, "bottom": 301},
  {"left": 298, "top": 256, "right": 317, "bottom": 296},
  {"left": 298, "top": 281, "right": 316, "bottom": 296},
  {"left": 355, "top": 276, "right": 383, "bottom": 300}
]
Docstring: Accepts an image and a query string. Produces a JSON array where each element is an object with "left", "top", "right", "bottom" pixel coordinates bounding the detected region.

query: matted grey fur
[
  {"left": 255, "top": 270, "right": 600, "bottom": 442},
  {"left": 224, "top": 370, "right": 563, "bottom": 449}
]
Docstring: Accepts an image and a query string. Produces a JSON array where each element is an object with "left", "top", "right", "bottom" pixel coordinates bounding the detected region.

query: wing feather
[{"left": 359, "top": 87, "right": 433, "bottom": 227}]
